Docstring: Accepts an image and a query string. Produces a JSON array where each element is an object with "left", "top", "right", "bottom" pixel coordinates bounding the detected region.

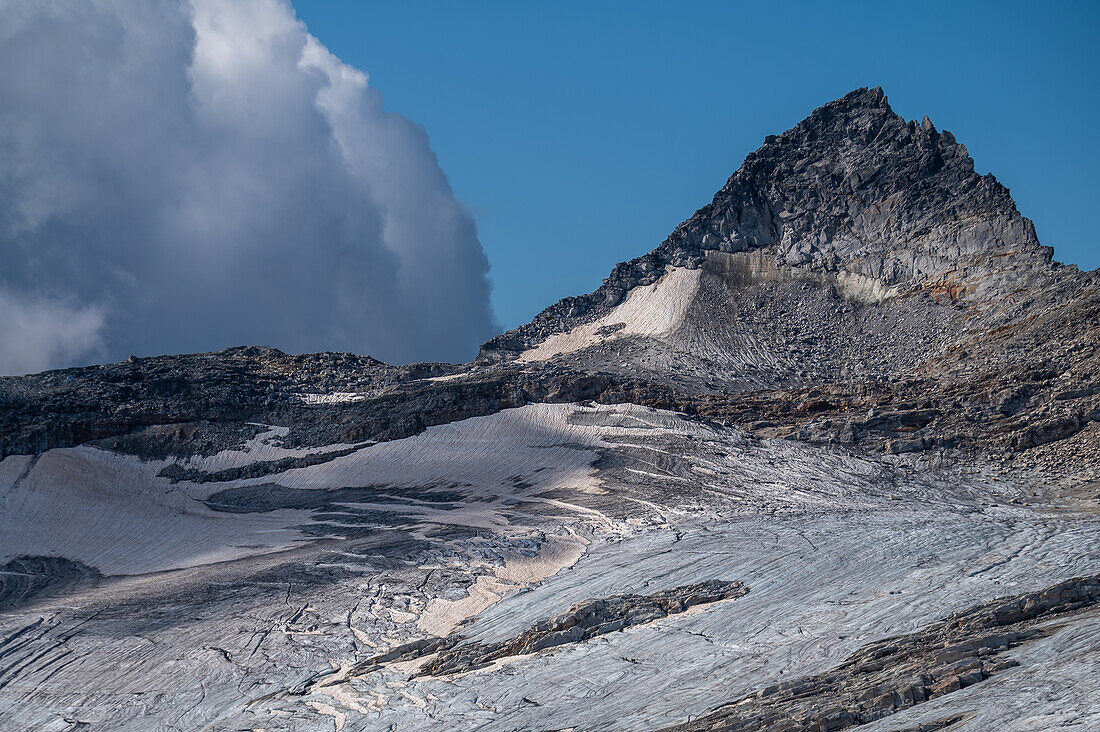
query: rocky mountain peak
[
  {"left": 664, "top": 86, "right": 1049, "bottom": 284},
  {"left": 480, "top": 87, "right": 1058, "bottom": 359}
]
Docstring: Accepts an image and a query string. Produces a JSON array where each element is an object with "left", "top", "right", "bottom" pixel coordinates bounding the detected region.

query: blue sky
[{"left": 294, "top": 0, "right": 1099, "bottom": 331}]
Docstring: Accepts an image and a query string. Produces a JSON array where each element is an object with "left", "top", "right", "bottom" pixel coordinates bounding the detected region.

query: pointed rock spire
[
  {"left": 480, "top": 88, "right": 1056, "bottom": 359},
  {"left": 659, "top": 87, "right": 1048, "bottom": 288}
]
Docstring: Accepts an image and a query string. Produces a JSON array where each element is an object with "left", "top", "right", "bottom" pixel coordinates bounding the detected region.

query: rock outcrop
[
  {"left": 665, "top": 574, "right": 1100, "bottom": 732},
  {"left": 480, "top": 87, "right": 1061, "bottom": 360}
]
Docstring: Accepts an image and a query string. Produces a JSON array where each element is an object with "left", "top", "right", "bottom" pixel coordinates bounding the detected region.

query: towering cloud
[{"left": 0, "top": 0, "right": 496, "bottom": 374}]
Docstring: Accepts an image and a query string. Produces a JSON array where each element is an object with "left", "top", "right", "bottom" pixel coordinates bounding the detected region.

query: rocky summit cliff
[
  {"left": 481, "top": 87, "right": 1056, "bottom": 356},
  {"left": 1, "top": 90, "right": 1098, "bottom": 732}
]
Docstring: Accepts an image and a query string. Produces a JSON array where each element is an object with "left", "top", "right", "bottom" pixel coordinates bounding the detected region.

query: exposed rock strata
[
  {"left": 664, "top": 574, "right": 1100, "bottom": 732},
  {"left": 328, "top": 579, "right": 747, "bottom": 681}
]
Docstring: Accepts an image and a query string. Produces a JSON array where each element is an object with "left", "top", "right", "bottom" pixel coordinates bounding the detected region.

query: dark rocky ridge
[
  {"left": 0, "top": 87, "right": 1096, "bottom": 471},
  {"left": 316, "top": 579, "right": 748, "bottom": 684},
  {"left": 0, "top": 350, "right": 646, "bottom": 459}
]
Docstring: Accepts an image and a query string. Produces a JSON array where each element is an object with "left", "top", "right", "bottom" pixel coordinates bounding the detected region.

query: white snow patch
[
  {"left": 296, "top": 392, "right": 365, "bottom": 405},
  {"left": 416, "top": 533, "right": 587, "bottom": 638},
  {"left": 0, "top": 404, "right": 690, "bottom": 578},
  {"left": 417, "top": 574, "right": 518, "bottom": 637},
  {"left": 518, "top": 267, "right": 702, "bottom": 362},
  {"left": 0, "top": 447, "right": 308, "bottom": 575},
  {"left": 422, "top": 373, "right": 468, "bottom": 383}
]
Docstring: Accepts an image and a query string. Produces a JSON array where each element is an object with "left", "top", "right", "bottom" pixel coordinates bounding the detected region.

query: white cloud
[
  {"left": 0, "top": 290, "right": 104, "bottom": 376},
  {"left": 0, "top": 0, "right": 496, "bottom": 374}
]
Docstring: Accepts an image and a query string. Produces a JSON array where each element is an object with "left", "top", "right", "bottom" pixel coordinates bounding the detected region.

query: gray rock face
[
  {"left": 480, "top": 87, "right": 1056, "bottom": 358},
  {"left": 1, "top": 88, "right": 1098, "bottom": 732},
  {"left": 668, "top": 87, "right": 1049, "bottom": 289}
]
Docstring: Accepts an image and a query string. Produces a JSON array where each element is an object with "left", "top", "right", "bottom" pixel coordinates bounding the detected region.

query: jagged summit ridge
[
  {"left": 481, "top": 87, "right": 1054, "bottom": 359},
  {"left": 666, "top": 86, "right": 1047, "bottom": 281}
]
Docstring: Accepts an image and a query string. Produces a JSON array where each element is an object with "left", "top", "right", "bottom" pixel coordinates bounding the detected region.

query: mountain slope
[
  {"left": 1, "top": 88, "right": 1098, "bottom": 732},
  {"left": 481, "top": 87, "right": 1056, "bottom": 357}
]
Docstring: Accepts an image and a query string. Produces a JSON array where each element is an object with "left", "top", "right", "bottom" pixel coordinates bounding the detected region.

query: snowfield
[{"left": 2, "top": 403, "right": 1097, "bottom": 730}]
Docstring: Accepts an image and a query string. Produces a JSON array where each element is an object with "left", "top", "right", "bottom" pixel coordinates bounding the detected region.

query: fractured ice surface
[{"left": 2, "top": 404, "right": 1097, "bottom": 731}]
